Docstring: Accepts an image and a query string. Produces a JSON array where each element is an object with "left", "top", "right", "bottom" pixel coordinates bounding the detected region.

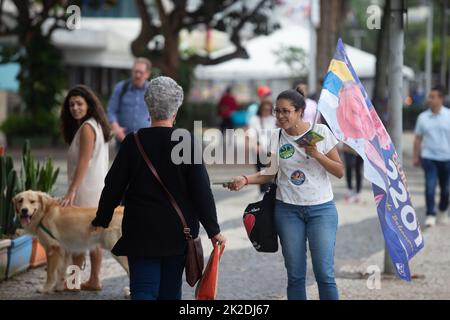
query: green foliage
[
  {"left": 20, "top": 140, "right": 59, "bottom": 193},
  {"left": 274, "top": 45, "right": 307, "bottom": 78},
  {"left": 17, "top": 34, "right": 66, "bottom": 114},
  {"left": 0, "top": 140, "right": 60, "bottom": 237},
  {"left": 1, "top": 33, "right": 65, "bottom": 115},
  {"left": 0, "top": 112, "right": 60, "bottom": 138},
  {"left": 0, "top": 155, "right": 19, "bottom": 236}
]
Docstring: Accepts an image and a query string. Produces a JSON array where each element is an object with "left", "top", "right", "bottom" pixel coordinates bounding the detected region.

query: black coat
[{"left": 91, "top": 127, "right": 220, "bottom": 257}]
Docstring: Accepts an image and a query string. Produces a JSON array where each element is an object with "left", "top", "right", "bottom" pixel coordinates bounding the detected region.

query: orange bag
[{"left": 195, "top": 243, "right": 225, "bottom": 300}]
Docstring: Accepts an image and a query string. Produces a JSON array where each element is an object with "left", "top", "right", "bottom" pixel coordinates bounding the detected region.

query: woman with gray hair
[{"left": 90, "top": 76, "right": 226, "bottom": 300}]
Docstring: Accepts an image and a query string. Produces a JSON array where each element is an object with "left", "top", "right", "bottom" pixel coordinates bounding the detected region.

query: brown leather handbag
[{"left": 134, "top": 133, "right": 204, "bottom": 287}]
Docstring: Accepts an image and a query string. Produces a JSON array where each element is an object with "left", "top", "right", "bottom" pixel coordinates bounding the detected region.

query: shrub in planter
[
  {"left": 0, "top": 112, "right": 59, "bottom": 147},
  {"left": 1, "top": 141, "right": 60, "bottom": 276}
]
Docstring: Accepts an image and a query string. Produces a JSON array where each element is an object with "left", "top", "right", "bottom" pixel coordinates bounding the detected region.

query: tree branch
[
  {"left": 169, "top": 0, "right": 187, "bottom": 33},
  {"left": 186, "top": 46, "right": 248, "bottom": 65},
  {"left": 185, "top": 0, "right": 235, "bottom": 26},
  {"left": 229, "top": 0, "right": 268, "bottom": 44},
  {"left": 131, "top": 0, "right": 162, "bottom": 57}
]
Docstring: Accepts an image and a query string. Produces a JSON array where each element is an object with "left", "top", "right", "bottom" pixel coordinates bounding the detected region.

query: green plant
[
  {"left": 0, "top": 155, "right": 19, "bottom": 237},
  {"left": 20, "top": 140, "right": 59, "bottom": 193},
  {"left": 0, "top": 112, "right": 59, "bottom": 138}
]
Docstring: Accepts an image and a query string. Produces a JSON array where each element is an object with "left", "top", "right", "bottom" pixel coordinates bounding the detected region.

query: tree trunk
[
  {"left": 316, "top": 0, "right": 347, "bottom": 81},
  {"left": 372, "top": 0, "right": 391, "bottom": 126},
  {"left": 160, "top": 31, "right": 181, "bottom": 80}
]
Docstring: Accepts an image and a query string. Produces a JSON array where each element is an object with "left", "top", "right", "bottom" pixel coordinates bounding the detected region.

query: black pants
[
  {"left": 220, "top": 118, "right": 233, "bottom": 132},
  {"left": 344, "top": 152, "right": 363, "bottom": 193}
]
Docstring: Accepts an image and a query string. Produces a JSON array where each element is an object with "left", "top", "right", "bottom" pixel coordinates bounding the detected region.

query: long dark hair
[
  {"left": 276, "top": 87, "right": 306, "bottom": 117},
  {"left": 256, "top": 99, "right": 273, "bottom": 117},
  {"left": 60, "top": 85, "right": 112, "bottom": 145}
]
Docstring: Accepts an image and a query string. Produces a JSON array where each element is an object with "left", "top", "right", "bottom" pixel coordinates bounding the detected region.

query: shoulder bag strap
[{"left": 133, "top": 133, "right": 193, "bottom": 239}]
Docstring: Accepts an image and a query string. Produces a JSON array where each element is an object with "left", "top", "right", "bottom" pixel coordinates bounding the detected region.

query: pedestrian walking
[
  {"left": 225, "top": 87, "right": 344, "bottom": 300},
  {"left": 91, "top": 76, "right": 226, "bottom": 300},
  {"left": 413, "top": 85, "right": 450, "bottom": 227},
  {"left": 59, "top": 84, "right": 112, "bottom": 291}
]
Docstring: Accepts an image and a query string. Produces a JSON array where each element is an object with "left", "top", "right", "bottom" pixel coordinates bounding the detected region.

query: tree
[
  {"left": 316, "top": 0, "right": 348, "bottom": 82},
  {"left": 0, "top": 0, "right": 74, "bottom": 115},
  {"left": 131, "top": 0, "right": 279, "bottom": 83}
]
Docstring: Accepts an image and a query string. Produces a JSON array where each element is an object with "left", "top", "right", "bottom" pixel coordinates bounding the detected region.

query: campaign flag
[{"left": 317, "top": 39, "right": 424, "bottom": 281}]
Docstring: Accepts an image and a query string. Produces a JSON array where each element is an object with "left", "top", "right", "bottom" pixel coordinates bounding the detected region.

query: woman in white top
[
  {"left": 226, "top": 88, "right": 344, "bottom": 300},
  {"left": 247, "top": 99, "right": 278, "bottom": 193},
  {"left": 59, "top": 85, "right": 112, "bottom": 291}
]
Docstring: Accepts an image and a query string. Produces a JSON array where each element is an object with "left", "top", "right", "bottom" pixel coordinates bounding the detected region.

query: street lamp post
[
  {"left": 425, "top": 0, "right": 433, "bottom": 95},
  {"left": 385, "top": 0, "right": 405, "bottom": 277}
]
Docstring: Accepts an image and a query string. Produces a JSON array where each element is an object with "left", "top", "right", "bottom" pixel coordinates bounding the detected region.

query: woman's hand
[
  {"left": 211, "top": 233, "right": 226, "bottom": 246},
  {"left": 223, "top": 176, "right": 247, "bottom": 191},
  {"left": 59, "top": 189, "right": 76, "bottom": 208},
  {"left": 303, "top": 144, "right": 322, "bottom": 159}
]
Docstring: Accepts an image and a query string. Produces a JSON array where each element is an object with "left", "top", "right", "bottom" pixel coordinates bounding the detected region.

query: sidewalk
[{"left": 1, "top": 132, "right": 449, "bottom": 299}]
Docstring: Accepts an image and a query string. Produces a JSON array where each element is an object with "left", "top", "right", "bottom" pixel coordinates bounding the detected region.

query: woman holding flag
[{"left": 225, "top": 87, "right": 344, "bottom": 300}]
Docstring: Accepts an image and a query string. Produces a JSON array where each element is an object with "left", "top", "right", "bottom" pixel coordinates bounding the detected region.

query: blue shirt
[
  {"left": 107, "top": 80, "right": 151, "bottom": 135},
  {"left": 414, "top": 107, "right": 450, "bottom": 161}
]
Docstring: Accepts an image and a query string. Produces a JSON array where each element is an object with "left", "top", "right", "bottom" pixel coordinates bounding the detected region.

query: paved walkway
[{"left": 1, "top": 132, "right": 449, "bottom": 300}]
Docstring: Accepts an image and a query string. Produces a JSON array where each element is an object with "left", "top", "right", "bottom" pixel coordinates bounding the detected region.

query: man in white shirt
[{"left": 413, "top": 85, "right": 450, "bottom": 227}]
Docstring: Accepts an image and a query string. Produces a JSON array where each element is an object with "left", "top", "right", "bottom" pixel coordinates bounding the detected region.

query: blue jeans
[
  {"left": 128, "top": 254, "right": 185, "bottom": 300},
  {"left": 421, "top": 158, "right": 450, "bottom": 216},
  {"left": 274, "top": 199, "right": 339, "bottom": 300}
]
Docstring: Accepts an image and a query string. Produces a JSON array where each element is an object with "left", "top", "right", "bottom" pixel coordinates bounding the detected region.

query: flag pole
[{"left": 384, "top": 0, "right": 405, "bottom": 277}]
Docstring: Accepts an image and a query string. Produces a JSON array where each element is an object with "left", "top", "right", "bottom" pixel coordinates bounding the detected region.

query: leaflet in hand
[{"left": 295, "top": 129, "right": 324, "bottom": 147}]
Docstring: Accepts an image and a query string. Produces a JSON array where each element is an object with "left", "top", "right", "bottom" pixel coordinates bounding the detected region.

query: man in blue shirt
[
  {"left": 108, "top": 57, "right": 152, "bottom": 143},
  {"left": 413, "top": 85, "right": 450, "bottom": 227}
]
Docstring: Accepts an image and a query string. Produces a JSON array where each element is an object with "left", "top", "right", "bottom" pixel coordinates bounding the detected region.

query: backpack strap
[{"left": 118, "top": 80, "right": 131, "bottom": 105}]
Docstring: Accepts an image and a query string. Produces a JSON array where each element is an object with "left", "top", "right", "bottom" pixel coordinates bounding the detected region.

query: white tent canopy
[{"left": 195, "top": 25, "right": 414, "bottom": 81}]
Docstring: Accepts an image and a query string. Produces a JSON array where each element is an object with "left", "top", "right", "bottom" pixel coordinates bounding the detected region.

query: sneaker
[
  {"left": 437, "top": 210, "right": 450, "bottom": 225},
  {"left": 425, "top": 215, "right": 437, "bottom": 228}
]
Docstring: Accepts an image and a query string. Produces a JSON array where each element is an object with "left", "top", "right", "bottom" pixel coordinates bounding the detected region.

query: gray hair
[{"left": 144, "top": 76, "right": 184, "bottom": 120}]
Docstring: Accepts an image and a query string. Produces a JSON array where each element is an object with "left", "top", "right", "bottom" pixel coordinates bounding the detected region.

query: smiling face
[
  {"left": 69, "top": 96, "right": 88, "bottom": 122},
  {"left": 274, "top": 98, "right": 302, "bottom": 130},
  {"left": 13, "top": 191, "right": 42, "bottom": 226}
]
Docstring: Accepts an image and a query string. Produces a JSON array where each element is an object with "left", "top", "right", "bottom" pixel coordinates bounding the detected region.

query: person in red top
[{"left": 218, "top": 87, "right": 238, "bottom": 132}]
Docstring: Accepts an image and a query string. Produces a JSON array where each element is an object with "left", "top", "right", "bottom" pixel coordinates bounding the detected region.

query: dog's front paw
[
  {"left": 123, "top": 286, "right": 130, "bottom": 299},
  {"left": 37, "top": 286, "right": 53, "bottom": 294},
  {"left": 55, "top": 282, "right": 65, "bottom": 292}
]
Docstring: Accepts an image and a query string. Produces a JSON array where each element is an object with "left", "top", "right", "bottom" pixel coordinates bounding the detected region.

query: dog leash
[{"left": 38, "top": 222, "right": 58, "bottom": 241}]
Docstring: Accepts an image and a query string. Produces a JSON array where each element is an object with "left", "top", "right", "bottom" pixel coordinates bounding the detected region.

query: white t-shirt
[{"left": 273, "top": 124, "right": 339, "bottom": 206}]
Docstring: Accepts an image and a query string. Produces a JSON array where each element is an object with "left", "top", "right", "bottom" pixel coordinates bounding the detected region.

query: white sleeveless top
[{"left": 67, "top": 118, "right": 109, "bottom": 207}]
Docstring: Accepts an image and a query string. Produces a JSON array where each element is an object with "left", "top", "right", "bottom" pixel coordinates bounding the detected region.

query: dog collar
[{"left": 38, "top": 222, "right": 57, "bottom": 241}]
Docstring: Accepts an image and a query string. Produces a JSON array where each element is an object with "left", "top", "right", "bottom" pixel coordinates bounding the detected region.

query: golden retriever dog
[{"left": 12, "top": 190, "right": 128, "bottom": 294}]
